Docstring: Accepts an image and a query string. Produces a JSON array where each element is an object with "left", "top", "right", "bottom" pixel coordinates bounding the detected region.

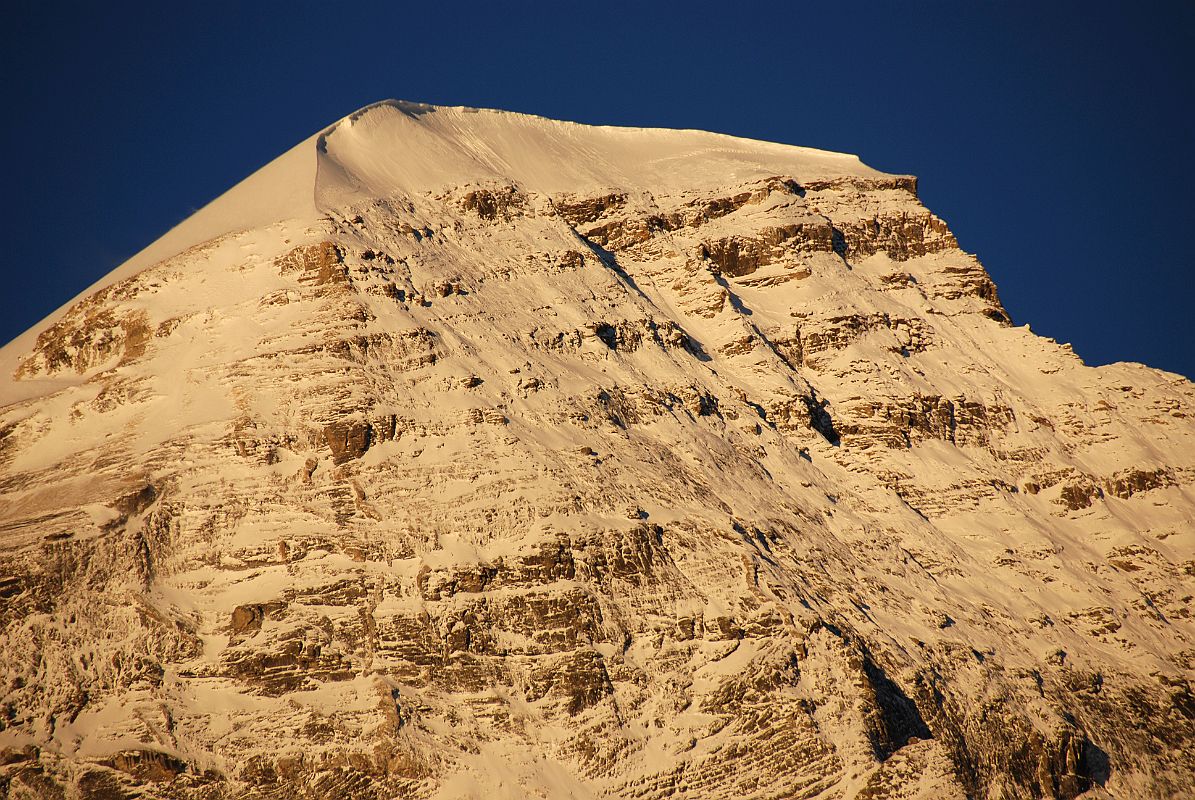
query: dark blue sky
[{"left": 3, "top": 2, "right": 1192, "bottom": 378}]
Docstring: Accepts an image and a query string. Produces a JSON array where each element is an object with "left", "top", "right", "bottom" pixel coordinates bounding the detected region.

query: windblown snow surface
[{"left": 1, "top": 101, "right": 1193, "bottom": 800}]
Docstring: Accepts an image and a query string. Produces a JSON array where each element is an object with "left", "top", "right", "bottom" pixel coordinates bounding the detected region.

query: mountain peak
[
  {"left": 1, "top": 103, "right": 1192, "bottom": 800},
  {"left": 0, "top": 103, "right": 892, "bottom": 402},
  {"left": 314, "top": 99, "right": 885, "bottom": 202}
]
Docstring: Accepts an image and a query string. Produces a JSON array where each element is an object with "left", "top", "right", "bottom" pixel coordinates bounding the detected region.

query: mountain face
[{"left": 1, "top": 101, "right": 1193, "bottom": 800}]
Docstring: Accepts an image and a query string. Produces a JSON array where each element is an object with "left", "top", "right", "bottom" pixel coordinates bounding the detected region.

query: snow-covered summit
[
  {"left": 1, "top": 100, "right": 888, "bottom": 402},
  {"left": 314, "top": 100, "right": 884, "bottom": 202}
]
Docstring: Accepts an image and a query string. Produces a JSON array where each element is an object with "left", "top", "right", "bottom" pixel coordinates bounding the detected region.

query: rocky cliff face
[{"left": 1, "top": 101, "right": 1193, "bottom": 800}]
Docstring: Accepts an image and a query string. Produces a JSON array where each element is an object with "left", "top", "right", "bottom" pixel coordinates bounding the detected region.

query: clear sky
[{"left": 2, "top": 2, "right": 1192, "bottom": 378}]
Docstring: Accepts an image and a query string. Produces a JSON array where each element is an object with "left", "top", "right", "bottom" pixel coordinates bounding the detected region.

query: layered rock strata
[{"left": 1, "top": 102, "right": 1193, "bottom": 800}]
